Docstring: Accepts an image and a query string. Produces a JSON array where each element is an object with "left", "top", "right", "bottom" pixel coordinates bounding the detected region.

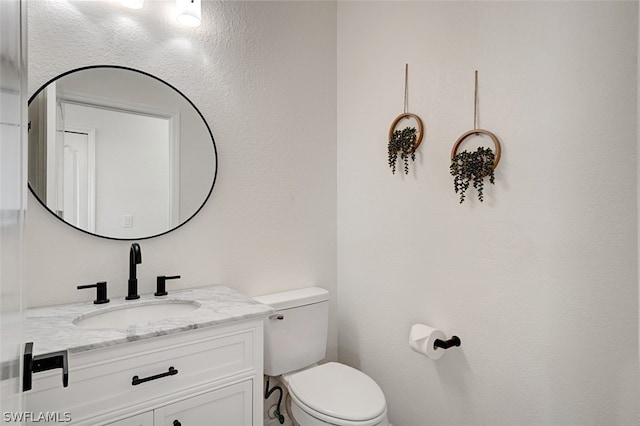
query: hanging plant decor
[
  {"left": 450, "top": 70, "right": 502, "bottom": 204},
  {"left": 450, "top": 146, "right": 495, "bottom": 203},
  {"left": 388, "top": 126, "right": 417, "bottom": 174},
  {"left": 387, "top": 64, "right": 424, "bottom": 176}
]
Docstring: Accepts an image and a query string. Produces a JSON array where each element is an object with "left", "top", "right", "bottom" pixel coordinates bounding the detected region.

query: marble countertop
[{"left": 27, "top": 285, "right": 274, "bottom": 356}]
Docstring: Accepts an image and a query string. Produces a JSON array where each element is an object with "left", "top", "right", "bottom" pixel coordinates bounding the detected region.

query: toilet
[{"left": 255, "top": 287, "right": 388, "bottom": 426}]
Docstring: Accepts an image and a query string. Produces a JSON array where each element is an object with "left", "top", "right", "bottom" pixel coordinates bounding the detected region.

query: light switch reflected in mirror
[{"left": 28, "top": 66, "right": 217, "bottom": 240}]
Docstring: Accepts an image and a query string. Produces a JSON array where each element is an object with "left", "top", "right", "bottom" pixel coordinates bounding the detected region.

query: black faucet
[{"left": 126, "top": 243, "right": 142, "bottom": 300}]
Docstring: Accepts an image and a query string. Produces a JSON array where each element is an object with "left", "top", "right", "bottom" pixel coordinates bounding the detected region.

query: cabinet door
[
  {"left": 105, "top": 411, "right": 154, "bottom": 426},
  {"left": 154, "top": 380, "right": 252, "bottom": 426}
]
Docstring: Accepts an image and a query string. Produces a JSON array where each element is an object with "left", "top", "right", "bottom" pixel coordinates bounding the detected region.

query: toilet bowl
[
  {"left": 255, "top": 287, "right": 388, "bottom": 426},
  {"left": 282, "top": 362, "right": 388, "bottom": 426}
]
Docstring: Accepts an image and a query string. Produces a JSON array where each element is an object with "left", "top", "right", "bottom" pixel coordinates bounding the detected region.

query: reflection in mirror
[{"left": 28, "top": 66, "right": 217, "bottom": 240}]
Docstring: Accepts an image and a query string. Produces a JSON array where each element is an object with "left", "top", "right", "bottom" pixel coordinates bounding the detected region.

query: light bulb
[{"left": 176, "top": 0, "right": 201, "bottom": 27}]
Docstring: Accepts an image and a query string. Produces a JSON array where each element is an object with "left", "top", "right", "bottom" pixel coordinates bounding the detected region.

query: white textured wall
[
  {"left": 27, "top": 1, "right": 640, "bottom": 424},
  {"left": 27, "top": 1, "right": 338, "bottom": 357},
  {"left": 337, "top": 2, "right": 639, "bottom": 426}
]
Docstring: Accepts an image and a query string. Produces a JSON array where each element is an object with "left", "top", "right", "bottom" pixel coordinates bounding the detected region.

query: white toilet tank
[{"left": 254, "top": 287, "right": 329, "bottom": 376}]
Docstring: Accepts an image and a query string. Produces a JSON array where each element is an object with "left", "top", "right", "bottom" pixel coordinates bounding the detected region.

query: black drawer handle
[
  {"left": 173, "top": 421, "right": 181, "bottom": 426},
  {"left": 132, "top": 366, "right": 178, "bottom": 386}
]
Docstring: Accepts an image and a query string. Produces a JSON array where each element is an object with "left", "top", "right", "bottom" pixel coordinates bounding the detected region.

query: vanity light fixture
[
  {"left": 119, "top": 0, "right": 144, "bottom": 10},
  {"left": 176, "top": 0, "right": 201, "bottom": 27}
]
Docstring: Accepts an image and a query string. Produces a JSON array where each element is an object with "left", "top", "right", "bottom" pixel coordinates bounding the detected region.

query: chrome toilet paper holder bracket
[{"left": 433, "top": 336, "right": 461, "bottom": 350}]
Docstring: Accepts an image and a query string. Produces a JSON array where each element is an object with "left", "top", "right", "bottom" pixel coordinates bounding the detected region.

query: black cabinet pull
[
  {"left": 131, "top": 366, "right": 178, "bottom": 386},
  {"left": 23, "top": 342, "right": 68, "bottom": 392},
  {"left": 173, "top": 421, "right": 181, "bottom": 426}
]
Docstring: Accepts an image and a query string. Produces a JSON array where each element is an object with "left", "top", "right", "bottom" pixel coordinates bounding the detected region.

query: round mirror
[{"left": 28, "top": 66, "right": 217, "bottom": 240}]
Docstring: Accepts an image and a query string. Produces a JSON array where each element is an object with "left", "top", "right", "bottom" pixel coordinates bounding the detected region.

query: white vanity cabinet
[
  {"left": 108, "top": 380, "right": 252, "bottom": 426},
  {"left": 26, "top": 319, "right": 263, "bottom": 426},
  {"left": 106, "top": 412, "right": 153, "bottom": 426},
  {"left": 152, "top": 380, "right": 252, "bottom": 425}
]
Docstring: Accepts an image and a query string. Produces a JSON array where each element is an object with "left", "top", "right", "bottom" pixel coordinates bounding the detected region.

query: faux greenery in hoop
[
  {"left": 387, "top": 65, "right": 423, "bottom": 175},
  {"left": 450, "top": 146, "right": 495, "bottom": 203},
  {"left": 388, "top": 127, "right": 417, "bottom": 174},
  {"left": 450, "top": 70, "right": 502, "bottom": 204}
]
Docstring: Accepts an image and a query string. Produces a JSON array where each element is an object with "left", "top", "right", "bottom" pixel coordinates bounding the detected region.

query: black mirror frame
[{"left": 28, "top": 64, "right": 218, "bottom": 241}]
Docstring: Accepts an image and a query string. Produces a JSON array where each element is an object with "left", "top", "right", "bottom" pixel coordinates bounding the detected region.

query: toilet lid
[{"left": 286, "top": 362, "right": 386, "bottom": 422}]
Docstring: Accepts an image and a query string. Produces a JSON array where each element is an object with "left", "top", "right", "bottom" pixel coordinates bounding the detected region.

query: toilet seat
[
  {"left": 289, "top": 397, "right": 388, "bottom": 426},
  {"left": 283, "top": 362, "right": 387, "bottom": 426}
]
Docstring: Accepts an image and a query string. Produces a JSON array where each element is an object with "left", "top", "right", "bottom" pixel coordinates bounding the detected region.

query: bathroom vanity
[{"left": 25, "top": 286, "right": 273, "bottom": 426}]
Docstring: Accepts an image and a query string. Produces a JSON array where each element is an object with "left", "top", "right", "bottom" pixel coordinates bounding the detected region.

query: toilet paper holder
[
  {"left": 433, "top": 336, "right": 461, "bottom": 350},
  {"left": 409, "top": 324, "right": 461, "bottom": 359}
]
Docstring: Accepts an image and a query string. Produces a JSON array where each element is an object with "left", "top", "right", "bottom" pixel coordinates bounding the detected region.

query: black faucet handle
[
  {"left": 155, "top": 275, "right": 181, "bottom": 297},
  {"left": 77, "top": 281, "right": 109, "bottom": 304}
]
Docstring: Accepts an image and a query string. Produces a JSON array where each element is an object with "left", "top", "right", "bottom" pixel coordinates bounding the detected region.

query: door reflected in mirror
[{"left": 28, "top": 66, "right": 217, "bottom": 240}]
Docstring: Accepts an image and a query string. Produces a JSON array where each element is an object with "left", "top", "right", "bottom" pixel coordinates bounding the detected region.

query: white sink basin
[{"left": 73, "top": 300, "right": 201, "bottom": 329}]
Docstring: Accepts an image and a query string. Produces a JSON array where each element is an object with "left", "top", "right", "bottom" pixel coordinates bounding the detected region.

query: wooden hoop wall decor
[
  {"left": 450, "top": 71, "right": 502, "bottom": 203},
  {"left": 387, "top": 64, "right": 425, "bottom": 174},
  {"left": 388, "top": 112, "right": 424, "bottom": 153},
  {"left": 451, "top": 128, "right": 501, "bottom": 170},
  {"left": 451, "top": 70, "right": 501, "bottom": 172}
]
